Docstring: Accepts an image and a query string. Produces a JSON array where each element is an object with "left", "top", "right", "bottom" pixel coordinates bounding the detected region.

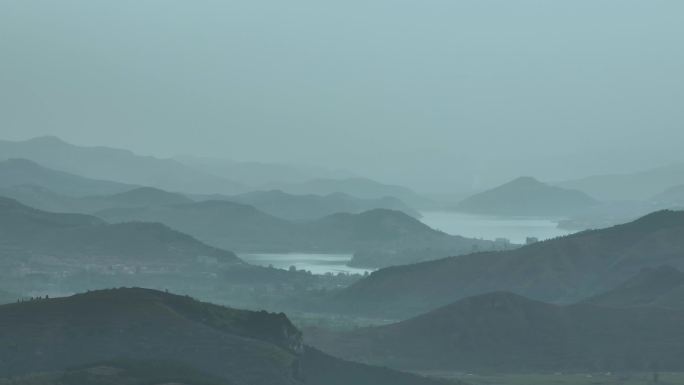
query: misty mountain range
[
  {"left": 0, "top": 158, "right": 422, "bottom": 221},
  {"left": 5, "top": 2, "right": 684, "bottom": 383},
  {"left": 5, "top": 136, "right": 684, "bottom": 230},
  {"left": 0, "top": 137, "right": 431, "bottom": 206},
  {"left": 0, "top": 154, "right": 495, "bottom": 267},
  {"left": 0, "top": 196, "right": 240, "bottom": 265},
  {"left": 3, "top": 135, "right": 684, "bottom": 384}
]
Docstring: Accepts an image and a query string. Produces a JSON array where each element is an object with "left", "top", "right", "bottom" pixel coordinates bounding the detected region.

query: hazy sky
[{"left": 1, "top": 1, "right": 683, "bottom": 192}]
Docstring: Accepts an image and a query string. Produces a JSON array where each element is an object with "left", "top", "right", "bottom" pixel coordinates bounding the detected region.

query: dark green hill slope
[
  {"left": 0, "top": 288, "right": 450, "bottom": 385},
  {"left": 310, "top": 291, "right": 684, "bottom": 372},
  {"left": 584, "top": 265, "right": 684, "bottom": 309},
  {"left": 332, "top": 210, "right": 684, "bottom": 318}
]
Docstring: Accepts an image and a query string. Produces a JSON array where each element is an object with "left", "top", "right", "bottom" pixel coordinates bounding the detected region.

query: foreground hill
[
  {"left": 0, "top": 158, "right": 134, "bottom": 196},
  {"left": 224, "top": 189, "right": 421, "bottom": 221},
  {"left": 583, "top": 265, "right": 684, "bottom": 309},
  {"left": 455, "top": 176, "right": 597, "bottom": 217},
  {"left": 0, "top": 288, "right": 451, "bottom": 385},
  {"left": 0, "top": 196, "right": 239, "bottom": 264},
  {"left": 99, "top": 202, "right": 494, "bottom": 264},
  {"left": 308, "top": 291, "right": 684, "bottom": 372},
  {"left": 0, "top": 290, "right": 16, "bottom": 305},
  {"left": 0, "top": 136, "right": 244, "bottom": 195},
  {"left": 331, "top": 210, "right": 684, "bottom": 318}
]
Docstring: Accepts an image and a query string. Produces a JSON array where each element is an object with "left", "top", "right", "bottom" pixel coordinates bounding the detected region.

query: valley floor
[{"left": 420, "top": 371, "right": 681, "bottom": 385}]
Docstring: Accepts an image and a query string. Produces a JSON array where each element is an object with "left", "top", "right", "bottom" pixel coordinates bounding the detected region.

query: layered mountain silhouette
[
  {"left": 652, "top": 184, "right": 684, "bottom": 207},
  {"left": 0, "top": 161, "right": 422, "bottom": 224},
  {"left": 0, "top": 158, "right": 134, "bottom": 196},
  {"left": 104, "top": 186, "right": 193, "bottom": 207},
  {"left": 1, "top": 184, "right": 195, "bottom": 215},
  {"left": 0, "top": 196, "right": 239, "bottom": 264},
  {"left": 0, "top": 136, "right": 244, "bottom": 194},
  {"left": 222, "top": 189, "right": 421, "bottom": 221},
  {"left": 309, "top": 291, "right": 684, "bottom": 372},
  {"left": 0, "top": 288, "right": 450, "bottom": 385},
  {"left": 0, "top": 160, "right": 475, "bottom": 266},
  {"left": 583, "top": 265, "right": 684, "bottom": 309},
  {"left": 97, "top": 200, "right": 300, "bottom": 252},
  {"left": 331, "top": 210, "right": 684, "bottom": 318},
  {"left": 265, "top": 177, "right": 432, "bottom": 208},
  {"left": 1, "top": 137, "right": 429, "bottom": 206},
  {"left": 455, "top": 176, "right": 598, "bottom": 217},
  {"left": 99, "top": 202, "right": 494, "bottom": 263},
  {"left": 559, "top": 162, "right": 684, "bottom": 201}
]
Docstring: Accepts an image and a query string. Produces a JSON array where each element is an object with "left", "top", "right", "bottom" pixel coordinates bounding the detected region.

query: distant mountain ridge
[
  {"left": 102, "top": 186, "right": 193, "bottom": 207},
  {"left": 0, "top": 136, "right": 244, "bottom": 195},
  {"left": 330, "top": 210, "right": 684, "bottom": 318},
  {"left": 456, "top": 176, "right": 598, "bottom": 217},
  {"left": 265, "top": 177, "right": 433, "bottom": 208},
  {"left": 1, "top": 137, "right": 430, "bottom": 207},
  {"left": 652, "top": 184, "right": 684, "bottom": 207},
  {"left": 559, "top": 162, "right": 684, "bottom": 201},
  {"left": 0, "top": 161, "right": 421, "bottom": 223},
  {"left": 0, "top": 158, "right": 135, "bottom": 196},
  {"left": 222, "top": 189, "right": 421, "bottom": 221},
  {"left": 0, "top": 196, "right": 239, "bottom": 264}
]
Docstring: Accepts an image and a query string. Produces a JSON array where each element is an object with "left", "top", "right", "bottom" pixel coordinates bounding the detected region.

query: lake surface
[
  {"left": 239, "top": 253, "right": 373, "bottom": 275},
  {"left": 419, "top": 211, "right": 573, "bottom": 244},
  {"left": 241, "top": 213, "right": 573, "bottom": 275}
]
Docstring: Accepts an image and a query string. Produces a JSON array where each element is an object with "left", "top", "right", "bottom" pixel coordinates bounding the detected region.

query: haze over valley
[{"left": 2, "top": 1, "right": 684, "bottom": 384}]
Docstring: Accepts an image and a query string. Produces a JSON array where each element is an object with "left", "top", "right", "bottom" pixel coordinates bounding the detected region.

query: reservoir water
[
  {"left": 241, "top": 212, "right": 573, "bottom": 275},
  {"left": 239, "top": 252, "right": 372, "bottom": 275},
  {"left": 419, "top": 211, "right": 573, "bottom": 244}
]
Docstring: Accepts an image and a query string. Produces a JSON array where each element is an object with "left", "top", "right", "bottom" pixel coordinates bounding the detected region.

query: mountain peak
[{"left": 456, "top": 175, "right": 596, "bottom": 216}]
